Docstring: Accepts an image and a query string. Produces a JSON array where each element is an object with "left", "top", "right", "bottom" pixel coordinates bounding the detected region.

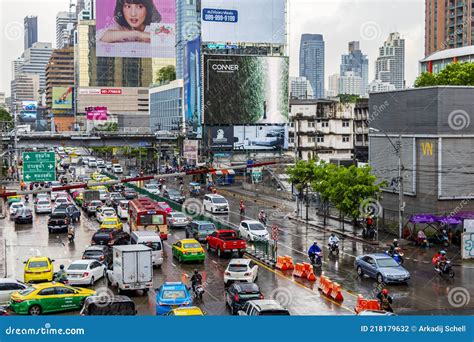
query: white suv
[
  {"left": 203, "top": 194, "right": 229, "bottom": 214},
  {"left": 112, "top": 164, "right": 123, "bottom": 174},
  {"left": 224, "top": 259, "right": 258, "bottom": 285}
]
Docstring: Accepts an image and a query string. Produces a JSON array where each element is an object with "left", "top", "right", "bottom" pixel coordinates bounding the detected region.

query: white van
[
  {"left": 130, "top": 231, "right": 163, "bottom": 266},
  {"left": 117, "top": 200, "right": 129, "bottom": 220},
  {"left": 203, "top": 194, "right": 229, "bottom": 214},
  {"left": 88, "top": 157, "right": 97, "bottom": 168}
]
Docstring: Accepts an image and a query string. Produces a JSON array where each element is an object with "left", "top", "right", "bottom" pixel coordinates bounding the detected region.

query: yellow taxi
[
  {"left": 172, "top": 239, "right": 205, "bottom": 263},
  {"left": 167, "top": 306, "right": 204, "bottom": 316},
  {"left": 10, "top": 282, "right": 96, "bottom": 315},
  {"left": 23, "top": 257, "right": 54, "bottom": 283},
  {"left": 90, "top": 172, "right": 102, "bottom": 180},
  {"left": 100, "top": 217, "right": 123, "bottom": 230}
]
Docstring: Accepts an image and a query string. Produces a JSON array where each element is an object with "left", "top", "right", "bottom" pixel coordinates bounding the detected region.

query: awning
[{"left": 211, "top": 169, "right": 235, "bottom": 176}]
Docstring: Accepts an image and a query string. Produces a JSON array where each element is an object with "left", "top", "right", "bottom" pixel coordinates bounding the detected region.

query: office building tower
[
  {"left": 299, "top": 34, "right": 325, "bottom": 99},
  {"left": 338, "top": 71, "right": 363, "bottom": 96},
  {"left": 12, "top": 58, "right": 25, "bottom": 80},
  {"left": 290, "top": 77, "right": 314, "bottom": 99},
  {"left": 21, "top": 42, "right": 53, "bottom": 90},
  {"left": 10, "top": 73, "right": 40, "bottom": 114},
  {"left": 176, "top": 0, "right": 200, "bottom": 79},
  {"left": 374, "top": 32, "right": 405, "bottom": 90},
  {"left": 24, "top": 16, "right": 38, "bottom": 50},
  {"left": 340, "top": 41, "right": 369, "bottom": 96},
  {"left": 56, "top": 11, "right": 77, "bottom": 48},
  {"left": 45, "top": 47, "right": 75, "bottom": 109}
]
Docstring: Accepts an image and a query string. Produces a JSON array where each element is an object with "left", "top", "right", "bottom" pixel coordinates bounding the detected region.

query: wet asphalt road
[{"left": 2, "top": 165, "right": 473, "bottom": 315}]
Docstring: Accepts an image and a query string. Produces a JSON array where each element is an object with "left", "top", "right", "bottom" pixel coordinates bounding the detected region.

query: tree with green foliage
[
  {"left": 414, "top": 62, "right": 474, "bottom": 87},
  {"left": 287, "top": 159, "right": 320, "bottom": 218},
  {"left": 338, "top": 94, "right": 360, "bottom": 103},
  {"left": 155, "top": 65, "right": 176, "bottom": 84},
  {"left": 0, "top": 107, "right": 13, "bottom": 131}
]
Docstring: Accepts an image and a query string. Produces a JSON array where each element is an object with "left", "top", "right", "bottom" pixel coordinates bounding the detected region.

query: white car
[
  {"left": 98, "top": 188, "right": 110, "bottom": 202},
  {"left": 239, "top": 220, "right": 270, "bottom": 241},
  {"left": 106, "top": 162, "right": 113, "bottom": 170},
  {"left": 117, "top": 200, "right": 129, "bottom": 220},
  {"left": 203, "top": 194, "right": 229, "bottom": 214},
  {"left": 35, "top": 200, "right": 52, "bottom": 214},
  {"left": 224, "top": 259, "right": 258, "bottom": 285},
  {"left": 88, "top": 158, "right": 97, "bottom": 168},
  {"left": 54, "top": 196, "right": 71, "bottom": 207},
  {"left": 35, "top": 193, "right": 50, "bottom": 203},
  {"left": 9, "top": 202, "right": 25, "bottom": 217},
  {"left": 96, "top": 207, "right": 117, "bottom": 223},
  {"left": 145, "top": 183, "right": 160, "bottom": 194},
  {"left": 0, "top": 278, "right": 28, "bottom": 304},
  {"left": 97, "top": 159, "right": 105, "bottom": 166},
  {"left": 66, "top": 260, "right": 106, "bottom": 286},
  {"left": 51, "top": 190, "right": 68, "bottom": 201},
  {"left": 112, "top": 164, "right": 123, "bottom": 174}
]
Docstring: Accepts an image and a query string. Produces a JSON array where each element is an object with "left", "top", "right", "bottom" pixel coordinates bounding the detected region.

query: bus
[{"left": 128, "top": 197, "right": 168, "bottom": 240}]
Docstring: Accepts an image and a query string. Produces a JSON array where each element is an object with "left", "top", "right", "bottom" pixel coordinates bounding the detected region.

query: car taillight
[
  {"left": 83, "top": 272, "right": 89, "bottom": 277},
  {"left": 82, "top": 256, "right": 85, "bottom": 259},
  {"left": 259, "top": 293, "right": 264, "bottom": 299},
  {"left": 13, "top": 299, "right": 24, "bottom": 303},
  {"left": 99, "top": 256, "right": 104, "bottom": 260},
  {"left": 225, "top": 271, "right": 231, "bottom": 276},
  {"left": 234, "top": 293, "right": 239, "bottom": 302}
]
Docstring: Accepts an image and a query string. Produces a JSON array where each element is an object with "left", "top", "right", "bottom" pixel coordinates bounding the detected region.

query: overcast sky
[{"left": 0, "top": 0, "right": 425, "bottom": 96}]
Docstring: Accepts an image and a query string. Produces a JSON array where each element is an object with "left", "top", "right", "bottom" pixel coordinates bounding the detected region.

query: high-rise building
[
  {"left": 24, "top": 16, "right": 38, "bottom": 50},
  {"left": 75, "top": 0, "right": 85, "bottom": 17},
  {"left": 21, "top": 42, "right": 53, "bottom": 91},
  {"left": 328, "top": 74, "right": 340, "bottom": 97},
  {"left": 340, "top": 41, "right": 369, "bottom": 96},
  {"left": 0, "top": 92, "right": 6, "bottom": 109},
  {"left": 290, "top": 77, "right": 313, "bottom": 99},
  {"left": 10, "top": 73, "right": 40, "bottom": 114},
  {"left": 176, "top": 0, "right": 200, "bottom": 79},
  {"left": 374, "top": 32, "right": 405, "bottom": 90},
  {"left": 338, "top": 71, "right": 363, "bottom": 96},
  {"left": 299, "top": 34, "right": 325, "bottom": 99},
  {"left": 425, "top": 0, "right": 474, "bottom": 57},
  {"left": 78, "top": 0, "right": 95, "bottom": 20},
  {"left": 367, "top": 79, "right": 396, "bottom": 93},
  {"left": 12, "top": 58, "right": 25, "bottom": 80},
  {"left": 56, "top": 11, "right": 77, "bottom": 48},
  {"left": 45, "top": 47, "right": 75, "bottom": 109}
]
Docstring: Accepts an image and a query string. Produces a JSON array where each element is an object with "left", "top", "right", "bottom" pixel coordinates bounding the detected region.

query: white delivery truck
[{"left": 106, "top": 245, "right": 153, "bottom": 294}]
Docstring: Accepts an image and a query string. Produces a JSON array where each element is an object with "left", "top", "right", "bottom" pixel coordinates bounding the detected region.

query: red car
[{"left": 206, "top": 230, "right": 247, "bottom": 257}]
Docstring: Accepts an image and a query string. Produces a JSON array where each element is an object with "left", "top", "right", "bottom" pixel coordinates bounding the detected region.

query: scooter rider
[
  {"left": 258, "top": 210, "right": 267, "bottom": 224},
  {"left": 328, "top": 233, "right": 340, "bottom": 247},
  {"left": 68, "top": 225, "right": 75, "bottom": 240},
  {"left": 55, "top": 265, "right": 68, "bottom": 284},
  {"left": 436, "top": 250, "right": 449, "bottom": 272},
  {"left": 190, "top": 269, "right": 202, "bottom": 293},
  {"left": 308, "top": 241, "right": 322, "bottom": 261},
  {"left": 376, "top": 288, "right": 394, "bottom": 312},
  {"left": 239, "top": 200, "right": 245, "bottom": 215},
  {"left": 389, "top": 239, "right": 399, "bottom": 256}
]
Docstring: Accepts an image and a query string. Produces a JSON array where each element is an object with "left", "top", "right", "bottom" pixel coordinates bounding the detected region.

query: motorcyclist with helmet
[
  {"left": 328, "top": 233, "right": 340, "bottom": 247},
  {"left": 388, "top": 239, "right": 399, "bottom": 256},
  {"left": 54, "top": 265, "right": 68, "bottom": 284},
  {"left": 435, "top": 250, "right": 449, "bottom": 272},
  {"left": 190, "top": 269, "right": 202, "bottom": 293},
  {"left": 376, "top": 288, "right": 394, "bottom": 312},
  {"left": 308, "top": 241, "right": 322, "bottom": 264}
]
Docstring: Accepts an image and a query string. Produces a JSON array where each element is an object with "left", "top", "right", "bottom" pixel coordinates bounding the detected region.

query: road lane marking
[{"left": 245, "top": 255, "right": 354, "bottom": 313}]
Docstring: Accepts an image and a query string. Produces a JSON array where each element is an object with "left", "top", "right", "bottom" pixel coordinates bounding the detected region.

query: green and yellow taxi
[
  {"left": 100, "top": 217, "right": 123, "bottom": 230},
  {"left": 167, "top": 306, "right": 204, "bottom": 316},
  {"left": 172, "top": 239, "right": 205, "bottom": 263},
  {"left": 9, "top": 282, "right": 96, "bottom": 315},
  {"left": 23, "top": 257, "right": 54, "bottom": 283},
  {"left": 7, "top": 195, "right": 21, "bottom": 205}
]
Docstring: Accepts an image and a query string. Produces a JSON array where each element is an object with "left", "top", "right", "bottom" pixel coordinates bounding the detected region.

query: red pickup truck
[{"left": 206, "top": 230, "right": 247, "bottom": 257}]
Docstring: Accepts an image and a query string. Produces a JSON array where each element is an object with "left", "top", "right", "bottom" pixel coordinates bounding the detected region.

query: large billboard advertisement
[
  {"left": 234, "top": 125, "right": 288, "bottom": 151},
  {"left": 52, "top": 87, "right": 73, "bottom": 109},
  {"left": 183, "top": 139, "right": 199, "bottom": 164},
  {"left": 201, "top": 0, "right": 286, "bottom": 44},
  {"left": 96, "top": 0, "right": 176, "bottom": 58},
  {"left": 203, "top": 55, "right": 289, "bottom": 125},
  {"left": 20, "top": 101, "right": 38, "bottom": 122},
  {"left": 205, "top": 126, "right": 234, "bottom": 150},
  {"left": 85, "top": 107, "right": 108, "bottom": 120},
  {"left": 184, "top": 37, "right": 202, "bottom": 138}
]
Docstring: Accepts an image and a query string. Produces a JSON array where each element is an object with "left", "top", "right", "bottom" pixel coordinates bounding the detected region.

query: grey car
[
  {"left": 167, "top": 212, "right": 189, "bottom": 228},
  {"left": 355, "top": 253, "right": 410, "bottom": 284}
]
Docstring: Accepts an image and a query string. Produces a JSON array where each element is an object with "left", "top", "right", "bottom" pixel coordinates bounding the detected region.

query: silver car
[
  {"left": 355, "top": 253, "right": 410, "bottom": 284},
  {"left": 167, "top": 212, "right": 189, "bottom": 228},
  {"left": 35, "top": 199, "right": 52, "bottom": 214}
]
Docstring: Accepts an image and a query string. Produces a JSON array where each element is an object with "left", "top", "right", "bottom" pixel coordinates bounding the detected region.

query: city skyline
[{"left": 0, "top": 0, "right": 425, "bottom": 96}]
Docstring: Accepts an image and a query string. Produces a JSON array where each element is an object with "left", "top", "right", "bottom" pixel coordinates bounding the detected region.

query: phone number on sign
[{"left": 361, "top": 326, "right": 412, "bottom": 333}]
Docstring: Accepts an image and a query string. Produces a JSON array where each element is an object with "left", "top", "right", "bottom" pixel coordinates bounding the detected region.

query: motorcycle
[
  {"left": 24, "top": 194, "right": 29, "bottom": 203},
  {"left": 436, "top": 260, "right": 455, "bottom": 278},
  {"left": 258, "top": 214, "right": 267, "bottom": 226},
  {"left": 385, "top": 247, "right": 404, "bottom": 265},
  {"left": 362, "top": 225, "right": 377, "bottom": 240},
  {"left": 240, "top": 205, "right": 246, "bottom": 216},
  {"left": 67, "top": 227, "right": 75, "bottom": 243},
  {"left": 433, "top": 232, "right": 449, "bottom": 247},
  {"left": 193, "top": 284, "right": 204, "bottom": 300},
  {"left": 328, "top": 242, "right": 339, "bottom": 256},
  {"left": 309, "top": 251, "right": 323, "bottom": 267}
]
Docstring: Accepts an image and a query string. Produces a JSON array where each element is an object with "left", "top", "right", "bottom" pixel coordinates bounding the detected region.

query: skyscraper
[
  {"left": 425, "top": 0, "right": 474, "bottom": 57},
  {"left": 21, "top": 42, "right": 53, "bottom": 90},
  {"left": 290, "top": 77, "right": 313, "bottom": 99},
  {"left": 24, "top": 16, "right": 38, "bottom": 50},
  {"left": 176, "top": 0, "right": 200, "bottom": 79},
  {"left": 56, "top": 11, "right": 77, "bottom": 48},
  {"left": 374, "top": 33, "right": 405, "bottom": 90},
  {"left": 299, "top": 34, "right": 325, "bottom": 99},
  {"left": 340, "top": 41, "right": 369, "bottom": 96}
]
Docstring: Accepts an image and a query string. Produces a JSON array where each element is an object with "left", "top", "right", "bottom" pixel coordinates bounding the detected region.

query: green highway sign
[{"left": 22, "top": 152, "right": 56, "bottom": 182}]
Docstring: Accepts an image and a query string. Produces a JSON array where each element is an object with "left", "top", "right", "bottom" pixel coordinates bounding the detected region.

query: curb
[{"left": 288, "top": 216, "right": 380, "bottom": 246}]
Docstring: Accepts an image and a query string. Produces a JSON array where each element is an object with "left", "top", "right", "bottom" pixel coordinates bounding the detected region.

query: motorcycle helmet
[
  {"left": 331, "top": 233, "right": 335, "bottom": 237},
  {"left": 194, "top": 269, "right": 199, "bottom": 275},
  {"left": 382, "top": 289, "right": 388, "bottom": 295},
  {"left": 60, "top": 264, "right": 65, "bottom": 270},
  {"left": 393, "top": 239, "right": 398, "bottom": 243},
  {"left": 313, "top": 241, "right": 318, "bottom": 245},
  {"left": 440, "top": 250, "right": 446, "bottom": 255}
]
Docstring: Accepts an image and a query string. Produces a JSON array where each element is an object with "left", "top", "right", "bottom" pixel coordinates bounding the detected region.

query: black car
[
  {"left": 163, "top": 189, "right": 185, "bottom": 204},
  {"left": 54, "top": 204, "right": 81, "bottom": 222},
  {"left": 91, "top": 229, "right": 130, "bottom": 246},
  {"left": 110, "top": 184, "right": 125, "bottom": 193},
  {"left": 82, "top": 245, "right": 113, "bottom": 268},
  {"left": 80, "top": 295, "right": 136, "bottom": 316},
  {"left": 47, "top": 212, "right": 70, "bottom": 233},
  {"left": 225, "top": 282, "right": 264, "bottom": 315},
  {"left": 14, "top": 208, "right": 33, "bottom": 224},
  {"left": 122, "top": 188, "right": 138, "bottom": 200},
  {"left": 110, "top": 192, "right": 126, "bottom": 208}
]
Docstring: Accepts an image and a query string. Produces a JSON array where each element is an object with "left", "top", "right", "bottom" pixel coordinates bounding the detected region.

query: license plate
[{"left": 232, "top": 249, "right": 238, "bottom": 252}]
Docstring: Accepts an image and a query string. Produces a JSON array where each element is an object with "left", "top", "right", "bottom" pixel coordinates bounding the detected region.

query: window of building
[
  {"left": 320, "top": 121, "right": 329, "bottom": 128},
  {"left": 186, "top": 0, "right": 194, "bottom": 4},
  {"left": 308, "top": 121, "right": 315, "bottom": 128},
  {"left": 185, "top": 9, "right": 195, "bottom": 17},
  {"left": 342, "top": 120, "right": 350, "bottom": 127},
  {"left": 289, "top": 137, "right": 295, "bottom": 144},
  {"left": 317, "top": 136, "right": 324, "bottom": 143},
  {"left": 342, "top": 135, "right": 350, "bottom": 143}
]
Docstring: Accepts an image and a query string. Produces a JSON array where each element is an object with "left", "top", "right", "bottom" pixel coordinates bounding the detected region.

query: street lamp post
[{"left": 369, "top": 128, "right": 404, "bottom": 239}]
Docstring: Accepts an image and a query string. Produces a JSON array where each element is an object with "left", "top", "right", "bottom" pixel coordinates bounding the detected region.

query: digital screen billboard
[
  {"left": 201, "top": 0, "right": 286, "bottom": 44},
  {"left": 205, "top": 126, "right": 234, "bottom": 150},
  {"left": 203, "top": 55, "right": 289, "bottom": 125},
  {"left": 20, "top": 101, "right": 38, "bottom": 122},
  {"left": 233, "top": 125, "right": 288, "bottom": 151},
  {"left": 184, "top": 37, "right": 202, "bottom": 138},
  {"left": 96, "top": 0, "right": 176, "bottom": 58},
  {"left": 86, "top": 106, "right": 108, "bottom": 120},
  {"left": 52, "top": 87, "right": 73, "bottom": 109},
  {"left": 183, "top": 139, "right": 199, "bottom": 164}
]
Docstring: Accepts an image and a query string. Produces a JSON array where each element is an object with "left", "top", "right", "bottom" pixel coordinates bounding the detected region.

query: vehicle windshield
[
  {"left": 172, "top": 213, "right": 186, "bottom": 218},
  {"left": 51, "top": 213, "right": 67, "bottom": 218},
  {"left": 19, "top": 287, "right": 36, "bottom": 296},
  {"left": 162, "top": 290, "right": 186, "bottom": 300},
  {"left": 68, "top": 263, "right": 89, "bottom": 270},
  {"left": 212, "top": 198, "right": 227, "bottom": 204},
  {"left": 376, "top": 258, "right": 400, "bottom": 268},
  {"left": 91, "top": 201, "right": 102, "bottom": 206},
  {"left": 28, "top": 261, "right": 48, "bottom": 268},
  {"left": 104, "top": 210, "right": 115, "bottom": 215},
  {"left": 38, "top": 201, "right": 50, "bottom": 205},
  {"left": 84, "top": 250, "right": 102, "bottom": 257},
  {"left": 249, "top": 223, "right": 266, "bottom": 231},
  {"left": 146, "top": 184, "right": 159, "bottom": 189},
  {"left": 228, "top": 264, "right": 248, "bottom": 272},
  {"left": 199, "top": 224, "right": 215, "bottom": 231},
  {"left": 142, "top": 242, "right": 161, "bottom": 251},
  {"left": 184, "top": 243, "right": 201, "bottom": 249}
]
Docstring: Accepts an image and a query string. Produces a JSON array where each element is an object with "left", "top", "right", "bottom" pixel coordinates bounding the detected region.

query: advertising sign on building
[
  {"left": 203, "top": 55, "right": 289, "bottom": 125},
  {"left": 233, "top": 125, "right": 288, "bottom": 151},
  {"left": 183, "top": 139, "right": 199, "bottom": 164},
  {"left": 86, "top": 106, "right": 108, "bottom": 120},
  {"left": 52, "top": 87, "right": 73, "bottom": 109},
  {"left": 184, "top": 37, "right": 202, "bottom": 138},
  {"left": 20, "top": 101, "right": 37, "bottom": 122},
  {"left": 96, "top": 0, "right": 176, "bottom": 58},
  {"left": 205, "top": 126, "right": 234, "bottom": 150},
  {"left": 201, "top": 0, "right": 286, "bottom": 44}
]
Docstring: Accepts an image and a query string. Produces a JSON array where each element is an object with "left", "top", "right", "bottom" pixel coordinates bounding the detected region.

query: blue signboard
[
  {"left": 202, "top": 8, "right": 238, "bottom": 23},
  {"left": 184, "top": 37, "right": 202, "bottom": 139}
]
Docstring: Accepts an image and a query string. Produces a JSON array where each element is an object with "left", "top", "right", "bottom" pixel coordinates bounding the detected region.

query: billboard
[
  {"left": 205, "top": 126, "right": 234, "bottom": 150},
  {"left": 86, "top": 107, "right": 108, "bottom": 120},
  {"left": 203, "top": 55, "right": 289, "bottom": 125},
  {"left": 183, "top": 139, "right": 199, "bottom": 164},
  {"left": 96, "top": 0, "right": 176, "bottom": 58},
  {"left": 20, "top": 101, "right": 38, "bottom": 122},
  {"left": 52, "top": 87, "right": 73, "bottom": 109},
  {"left": 184, "top": 37, "right": 202, "bottom": 138},
  {"left": 234, "top": 125, "right": 288, "bottom": 151},
  {"left": 201, "top": 0, "right": 286, "bottom": 44}
]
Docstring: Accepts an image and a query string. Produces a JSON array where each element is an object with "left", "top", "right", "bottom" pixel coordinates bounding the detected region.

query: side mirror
[
  {"left": 51, "top": 259, "right": 55, "bottom": 262},
  {"left": 23, "top": 261, "right": 27, "bottom": 264}
]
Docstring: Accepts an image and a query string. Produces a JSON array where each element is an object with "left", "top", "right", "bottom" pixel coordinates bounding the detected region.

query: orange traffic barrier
[
  {"left": 275, "top": 256, "right": 288, "bottom": 270},
  {"left": 284, "top": 256, "right": 294, "bottom": 270},
  {"left": 302, "top": 263, "right": 316, "bottom": 281},
  {"left": 329, "top": 282, "right": 344, "bottom": 301},
  {"left": 318, "top": 275, "right": 332, "bottom": 296},
  {"left": 292, "top": 263, "right": 308, "bottom": 278},
  {"left": 354, "top": 294, "right": 381, "bottom": 314}
]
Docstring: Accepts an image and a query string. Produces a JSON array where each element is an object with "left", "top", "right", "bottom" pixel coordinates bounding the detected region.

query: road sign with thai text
[{"left": 22, "top": 152, "right": 56, "bottom": 182}]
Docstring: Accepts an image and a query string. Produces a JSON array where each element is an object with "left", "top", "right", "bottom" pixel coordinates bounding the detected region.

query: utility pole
[{"left": 397, "top": 134, "right": 404, "bottom": 239}]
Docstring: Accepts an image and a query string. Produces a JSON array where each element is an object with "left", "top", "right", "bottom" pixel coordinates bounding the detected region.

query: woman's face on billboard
[{"left": 123, "top": 2, "right": 147, "bottom": 30}]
